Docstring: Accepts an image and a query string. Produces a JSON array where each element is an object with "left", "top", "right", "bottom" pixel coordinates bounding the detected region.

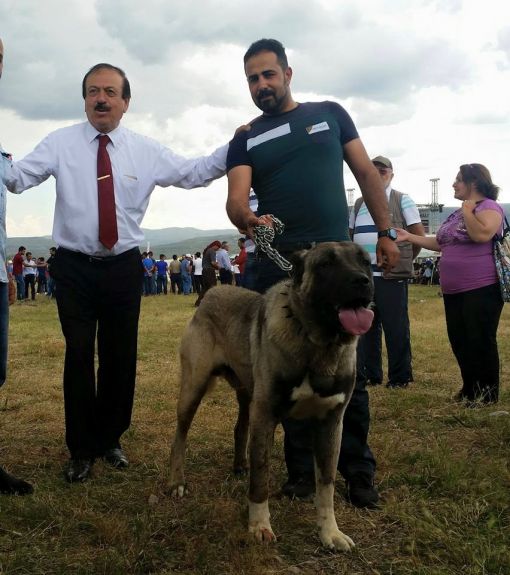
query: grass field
[{"left": 0, "top": 285, "right": 509, "bottom": 574}]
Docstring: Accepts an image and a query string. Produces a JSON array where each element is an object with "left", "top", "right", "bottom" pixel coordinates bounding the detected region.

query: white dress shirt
[{"left": 3, "top": 122, "right": 227, "bottom": 256}]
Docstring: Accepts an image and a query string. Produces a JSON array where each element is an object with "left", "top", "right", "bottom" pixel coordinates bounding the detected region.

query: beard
[{"left": 255, "top": 87, "right": 288, "bottom": 114}]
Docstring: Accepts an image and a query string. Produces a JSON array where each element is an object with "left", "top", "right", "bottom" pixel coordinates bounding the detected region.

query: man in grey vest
[{"left": 349, "top": 156, "right": 425, "bottom": 388}]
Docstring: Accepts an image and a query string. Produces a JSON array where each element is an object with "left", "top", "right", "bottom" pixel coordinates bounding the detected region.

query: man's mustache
[
  {"left": 257, "top": 89, "right": 275, "bottom": 100},
  {"left": 95, "top": 103, "right": 111, "bottom": 112}
]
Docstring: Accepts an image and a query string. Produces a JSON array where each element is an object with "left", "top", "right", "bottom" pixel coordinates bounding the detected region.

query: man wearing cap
[{"left": 350, "top": 156, "right": 425, "bottom": 388}]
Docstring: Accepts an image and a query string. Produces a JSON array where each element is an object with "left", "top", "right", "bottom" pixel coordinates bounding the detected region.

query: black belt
[{"left": 57, "top": 246, "right": 140, "bottom": 263}]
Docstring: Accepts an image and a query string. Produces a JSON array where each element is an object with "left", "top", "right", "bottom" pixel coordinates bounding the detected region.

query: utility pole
[
  {"left": 347, "top": 188, "right": 355, "bottom": 207},
  {"left": 429, "top": 178, "right": 440, "bottom": 233}
]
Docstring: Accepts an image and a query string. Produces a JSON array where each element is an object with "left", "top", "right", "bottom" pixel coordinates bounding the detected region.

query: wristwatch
[{"left": 377, "top": 228, "right": 398, "bottom": 241}]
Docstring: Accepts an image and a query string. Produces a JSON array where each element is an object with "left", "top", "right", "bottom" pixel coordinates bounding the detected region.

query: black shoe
[
  {"left": 64, "top": 458, "right": 94, "bottom": 483},
  {"left": 366, "top": 379, "right": 382, "bottom": 386},
  {"left": 0, "top": 466, "right": 34, "bottom": 495},
  {"left": 345, "top": 475, "right": 379, "bottom": 509},
  {"left": 281, "top": 475, "right": 315, "bottom": 500},
  {"left": 103, "top": 448, "right": 129, "bottom": 469},
  {"left": 386, "top": 381, "right": 409, "bottom": 389}
]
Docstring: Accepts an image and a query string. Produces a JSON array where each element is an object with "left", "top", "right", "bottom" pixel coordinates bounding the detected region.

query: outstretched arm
[{"left": 396, "top": 228, "right": 441, "bottom": 251}]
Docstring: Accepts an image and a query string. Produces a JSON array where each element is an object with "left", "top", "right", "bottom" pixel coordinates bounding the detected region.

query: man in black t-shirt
[{"left": 226, "top": 39, "right": 400, "bottom": 508}]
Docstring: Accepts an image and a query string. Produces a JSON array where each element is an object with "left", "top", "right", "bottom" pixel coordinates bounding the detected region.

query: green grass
[{"left": 0, "top": 286, "right": 509, "bottom": 574}]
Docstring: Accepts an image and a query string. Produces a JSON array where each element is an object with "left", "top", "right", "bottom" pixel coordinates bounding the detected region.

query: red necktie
[{"left": 97, "top": 135, "right": 118, "bottom": 249}]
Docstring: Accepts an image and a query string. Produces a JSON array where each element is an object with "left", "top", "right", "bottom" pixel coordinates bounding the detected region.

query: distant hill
[
  {"left": 8, "top": 203, "right": 510, "bottom": 259},
  {"left": 5, "top": 227, "right": 240, "bottom": 259}
]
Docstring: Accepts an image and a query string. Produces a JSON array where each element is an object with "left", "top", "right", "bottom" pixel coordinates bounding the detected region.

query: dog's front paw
[
  {"left": 249, "top": 523, "right": 277, "bottom": 543},
  {"left": 168, "top": 482, "right": 187, "bottom": 498},
  {"left": 319, "top": 527, "right": 355, "bottom": 552},
  {"left": 248, "top": 500, "right": 276, "bottom": 543}
]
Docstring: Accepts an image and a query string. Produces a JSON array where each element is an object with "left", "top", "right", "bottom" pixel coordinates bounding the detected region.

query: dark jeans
[
  {"left": 195, "top": 268, "right": 217, "bottom": 306},
  {"left": 143, "top": 275, "right": 153, "bottom": 296},
  {"left": 219, "top": 268, "right": 233, "bottom": 285},
  {"left": 170, "top": 272, "right": 182, "bottom": 294},
  {"left": 254, "top": 253, "right": 376, "bottom": 482},
  {"left": 443, "top": 282, "right": 503, "bottom": 402},
  {"left": 0, "top": 282, "right": 8, "bottom": 387},
  {"left": 357, "top": 277, "right": 413, "bottom": 385},
  {"left": 52, "top": 247, "right": 144, "bottom": 459},
  {"left": 24, "top": 275, "right": 36, "bottom": 300},
  {"left": 193, "top": 274, "right": 203, "bottom": 294},
  {"left": 14, "top": 274, "right": 24, "bottom": 300},
  {"left": 156, "top": 275, "right": 168, "bottom": 294}
]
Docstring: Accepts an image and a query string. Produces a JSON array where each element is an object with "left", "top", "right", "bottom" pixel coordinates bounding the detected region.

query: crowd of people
[
  {"left": 138, "top": 242, "right": 246, "bottom": 299},
  {"left": 7, "top": 245, "right": 57, "bottom": 301}
]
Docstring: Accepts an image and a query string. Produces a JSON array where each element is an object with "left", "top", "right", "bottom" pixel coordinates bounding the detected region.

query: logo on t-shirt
[{"left": 306, "top": 121, "right": 330, "bottom": 135}]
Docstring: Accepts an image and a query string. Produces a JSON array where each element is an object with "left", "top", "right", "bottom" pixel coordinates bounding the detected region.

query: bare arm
[
  {"left": 396, "top": 228, "right": 441, "bottom": 251},
  {"left": 226, "top": 165, "right": 272, "bottom": 237},
  {"left": 343, "top": 138, "right": 399, "bottom": 270},
  {"left": 407, "top": 222, "right": 426, "bottom": 259},
  {"left": 462, "top": 201, "right": 502, "bottom": 242}
]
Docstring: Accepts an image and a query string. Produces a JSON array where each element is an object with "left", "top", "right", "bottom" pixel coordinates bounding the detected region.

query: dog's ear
[{"left": 288, "top": 250, "right": 307, "bottom": 285}]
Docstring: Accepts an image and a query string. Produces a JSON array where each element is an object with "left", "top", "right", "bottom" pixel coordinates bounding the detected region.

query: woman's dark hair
[
  {"left": 203, "top": 240, "right": 221, "bottom": 254},
  {"left": 459, "top": 163, "right": 499, "bottom": 200}
]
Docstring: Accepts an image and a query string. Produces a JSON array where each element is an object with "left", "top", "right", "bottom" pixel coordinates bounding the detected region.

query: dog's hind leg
[
  {"left": 313, "top": 408, "right": 355, "bottom": 552},
  {"left": 168, "top": 354, "right": 214, "bottom": 498}
]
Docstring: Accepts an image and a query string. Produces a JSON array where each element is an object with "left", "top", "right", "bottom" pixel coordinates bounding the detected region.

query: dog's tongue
[{"left": 338, "top": 308, "right": 374, "bottom": 335}]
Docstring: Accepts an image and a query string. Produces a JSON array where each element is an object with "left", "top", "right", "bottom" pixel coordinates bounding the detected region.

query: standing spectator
[
  {"left": 142, "top": 252, "right": 155, "bottom": 296},
  {"left": 195, "top": 240, "right": 220, "bottom": 306},
  {"left": 36, "top": 257, "right": 48, "bottom": 294},
  {"left": 226, "top": 39, "right": 399, "bottom": 508},
  {"left": 46, "top": 246, "right": 57, "bottom": 298},
  {"left": 0, "top": 36, "right": 33, "bottom": 494},
  {"left": 23, "top": 251, "right": 37, "bottom": 300},
  {"left": 397, "top": 163, "right": 503, "bottom": 404},
  {"left": 192, "top": 251, "right": 203, "bottom": 295},
  {"left": 233, "top": 237, "right": 247, "bottom": 286},
  {"left": 11, "top": 246, "right": 25, "bottom": 301},
  {"left": 155, "top": 254, "right": 168, "bottom": 295},
  {"left": 350, "top": 155, "right": 425, "bottom": 389},
  {"left": 169, "top": 255, "right": 182, "bottom": 294},
  {"left": 216, "top": 241, "right": 233, "bottom": 284},
  {"left": 148, "top": 251, "right": 157, "bottom": 294},
  {"left": 180, "top": 254, "right": 192, "bottom": 295}
]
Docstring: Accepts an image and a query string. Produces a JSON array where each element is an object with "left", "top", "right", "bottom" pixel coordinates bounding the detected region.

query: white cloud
[{"left": 2, "top": 0, "right": 510, "bottom": 237}]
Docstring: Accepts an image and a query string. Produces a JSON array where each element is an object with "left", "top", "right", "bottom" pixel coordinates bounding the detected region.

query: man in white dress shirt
[{"left": 2, "top": 63, "right": 228, "bottom": 483}]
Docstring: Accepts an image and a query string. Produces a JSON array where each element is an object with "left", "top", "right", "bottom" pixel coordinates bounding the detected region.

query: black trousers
[
  {"left": 52, "top": 247, "right": 144, "bottom": 459},
  {"left": 254, "top": 252, "right": 376, "bottom": 482},
  {"left": 24, "top": 275, "right": 36, "bottom": 300},
  {"left": 357, "top": 277, "right": 413, "bottom": 385},
  {"left": 443, "top": 283, "right": 503, "bottom": 402}
]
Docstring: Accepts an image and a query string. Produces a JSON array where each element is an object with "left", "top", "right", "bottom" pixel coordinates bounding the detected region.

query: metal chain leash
[{"left": 253, "top": 215, "right": 293, "bottom": 272}]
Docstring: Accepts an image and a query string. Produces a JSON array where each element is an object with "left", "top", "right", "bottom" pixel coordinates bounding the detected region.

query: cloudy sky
[{"left": 1, "top": 0, "right": 510, "bottom": 237}]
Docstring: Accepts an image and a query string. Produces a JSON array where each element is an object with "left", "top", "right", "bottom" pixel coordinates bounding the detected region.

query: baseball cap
[{"left": 371, "top": 155, "right": 393, "bottom": 169}]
